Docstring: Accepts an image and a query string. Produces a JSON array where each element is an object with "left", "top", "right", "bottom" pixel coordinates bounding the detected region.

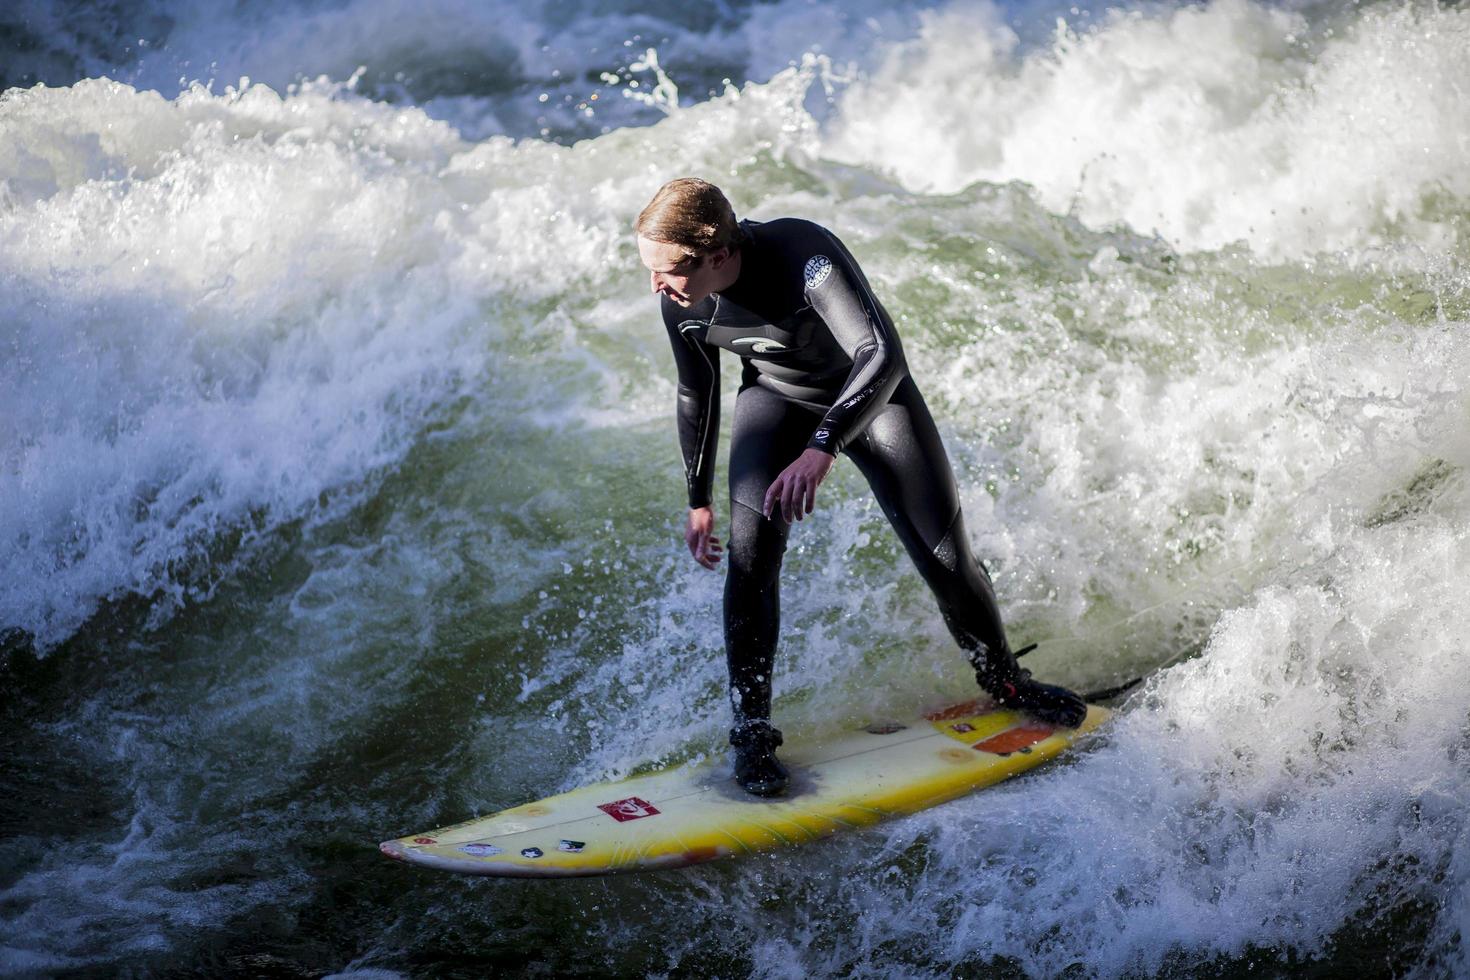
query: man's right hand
[{"left": 685, "top": 506, "right": 723, "bottom": 570}]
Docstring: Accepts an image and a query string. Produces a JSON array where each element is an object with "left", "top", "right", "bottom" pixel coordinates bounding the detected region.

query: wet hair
[{"left": 635, "top": 177, "right": 748, "bottom": 260}]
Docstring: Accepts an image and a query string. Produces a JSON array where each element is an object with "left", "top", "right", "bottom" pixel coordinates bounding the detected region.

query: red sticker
[
  {"left": 925, "top": 699, "right": 986, "bottom": 722},
  {"left": 597, "top": 797, "right": 661, "bottom": 822},
  {"left": 974, "top": 724, "right": 1055, "bottom": 755},
  {"left": 412, "top": 837, "right": 437, "bottom": 845}
]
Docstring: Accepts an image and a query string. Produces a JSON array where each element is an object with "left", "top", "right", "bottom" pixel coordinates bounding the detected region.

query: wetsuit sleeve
[
  {"left": 802, "top": 248, "right": 907, "bottom": 455},
  {"left": 663, "top": 301, "right": 721, "bottom": 509}
]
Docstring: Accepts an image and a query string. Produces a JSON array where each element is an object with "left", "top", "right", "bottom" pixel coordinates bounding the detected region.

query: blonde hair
[{"left": 635, "top": 178, "right": 747, "bottom": 258}]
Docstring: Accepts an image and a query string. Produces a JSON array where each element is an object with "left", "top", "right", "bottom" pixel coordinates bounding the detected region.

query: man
[{"left": 635, "top": 178, "right": 1085, "bottom": 797}]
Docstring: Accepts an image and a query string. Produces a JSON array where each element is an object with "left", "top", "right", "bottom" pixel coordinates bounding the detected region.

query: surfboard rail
[{"left": 379, "top": 700, "right": 1110, "bottom": 878}]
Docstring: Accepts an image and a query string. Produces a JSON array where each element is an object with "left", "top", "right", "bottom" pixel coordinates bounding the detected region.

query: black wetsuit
[{"left": 663, "top": 217, "right": 1015, "bottom": 723}]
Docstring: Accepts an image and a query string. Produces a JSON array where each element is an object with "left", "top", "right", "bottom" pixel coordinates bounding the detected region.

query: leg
[
  {"left": 842, "top": 379, "right": 1009, "bottom": 662},
  {"left": 845, "top": 380, "right": 1087, "bottom": 727},
  {"left": 723, "top": 502, "right": 788, "bottom": 723},
  {"left": 724, "top": 384, "right": 817, "bottom": 724},
  {"left": 722, "top": 384, "right": 818, "bottom": 795}
]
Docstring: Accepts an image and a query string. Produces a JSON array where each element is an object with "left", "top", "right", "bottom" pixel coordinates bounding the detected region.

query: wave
[
  {"left": 2, "top": 2, "right": 1468, "bottom": 974},
  {"left": 825, "top": 0, "right": 1470, "bottom": 258}
]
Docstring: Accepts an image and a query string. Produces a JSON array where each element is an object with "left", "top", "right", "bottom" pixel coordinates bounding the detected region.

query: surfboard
[{"left": 379, "top": 698, "right": 1109, "bottom": 878}]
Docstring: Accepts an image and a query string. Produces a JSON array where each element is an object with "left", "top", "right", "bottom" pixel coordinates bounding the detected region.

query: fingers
[
  {"left": 767, "top": 471, "right": 798, "bottom": 523},
  {"left": 764, "top": 475, "right": 821, "bottom": 523},
  {"left": 765, "top": 451, "right": 835, "bottom": 523},
  {"left": 767, "top": 476, "right": 796, "bottom": 523},
  {"left": 782, "top": 475, "right": 799, "bottom": 523},
  {"left": 687, "top": 529, "right": 723, "bottom": 570}
]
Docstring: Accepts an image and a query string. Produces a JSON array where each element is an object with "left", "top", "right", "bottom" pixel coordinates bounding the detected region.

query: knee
[{"left": 727, "top": 502, "right": 787, "bottom": 583}]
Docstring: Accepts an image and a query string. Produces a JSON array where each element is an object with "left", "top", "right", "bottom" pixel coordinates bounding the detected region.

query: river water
[{"left": 3, "top": 0, "right": 1468, "bottom": 975}]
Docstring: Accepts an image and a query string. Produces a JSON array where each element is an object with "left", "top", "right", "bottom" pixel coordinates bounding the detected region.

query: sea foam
[{"left": 825, "top": 0, "right": 1470, "bottom": 259}]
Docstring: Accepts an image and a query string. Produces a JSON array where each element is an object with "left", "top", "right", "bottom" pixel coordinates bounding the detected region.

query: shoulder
[
  {"left": 661, "top": 294, "right": 714, "bottom": 331},
  {"left": 750, "top": 216, "right": 833, "bottom": 251},
  {"left": 746, "top": 217, "right": 850, "bottom": 292}
]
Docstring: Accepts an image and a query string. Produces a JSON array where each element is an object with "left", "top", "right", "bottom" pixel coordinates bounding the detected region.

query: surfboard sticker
[
  {"left": 380, "top": 701, "right": 1109, "bottom": 878},
  {"left": 973, "top": 723, "right": 1055, "bottom": 756},
  {"left": 597, "top": 797, "right": 660, "bottom": 821}
]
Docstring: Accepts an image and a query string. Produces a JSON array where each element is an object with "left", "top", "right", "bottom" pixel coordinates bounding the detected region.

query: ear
[{"left": 708, "top": 246, "right": 733, "bottom": 269}]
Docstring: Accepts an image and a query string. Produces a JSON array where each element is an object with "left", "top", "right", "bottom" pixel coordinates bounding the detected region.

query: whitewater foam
[
  {"left": 825, "top": 0, "right": 1470, "bottom": 260},
  {"left": 0, "top": 62, "right": 824, "bottom": 650},
  {"left": 4, "top": 2, "right": 1470, "bottom": 975}
]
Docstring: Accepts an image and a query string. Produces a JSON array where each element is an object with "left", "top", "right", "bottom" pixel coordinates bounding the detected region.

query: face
[{"left": 637, "top": 235, "right": 732, "bottom": 307}]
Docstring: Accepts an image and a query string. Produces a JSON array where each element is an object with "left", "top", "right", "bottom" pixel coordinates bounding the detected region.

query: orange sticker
[
  {"left": 973, "top": 724, "right": 1054, "bottom": 755},
  {"left": 925, "top": 699, "right": 988, "bottom": 722}
]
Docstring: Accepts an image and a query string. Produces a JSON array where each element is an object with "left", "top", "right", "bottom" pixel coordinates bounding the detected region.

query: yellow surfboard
[{"left": 379, "top": 699, "right": 1109, "bottom": 877}]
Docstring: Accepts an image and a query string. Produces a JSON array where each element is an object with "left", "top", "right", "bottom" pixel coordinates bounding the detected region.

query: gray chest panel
[{"left": 683, "top": 297, "right": 847, "bottom": 384}]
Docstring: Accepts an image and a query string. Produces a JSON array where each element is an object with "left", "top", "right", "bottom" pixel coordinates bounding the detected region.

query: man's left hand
[{"left": 763, "top": 447, "right": 836, "bottom": 523}]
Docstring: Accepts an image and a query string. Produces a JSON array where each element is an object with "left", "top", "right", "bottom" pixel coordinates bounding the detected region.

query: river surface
[{"left": 3, "top": 0, "right": 1469, "bottom": 975}]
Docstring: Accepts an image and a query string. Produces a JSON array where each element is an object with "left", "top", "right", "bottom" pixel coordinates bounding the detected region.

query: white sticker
[
  {"left": 804, "top": 255, "right": 833, "bottom": 289},
  {"left": 460, "top": 843, "right": 503, "bottom": 857}
]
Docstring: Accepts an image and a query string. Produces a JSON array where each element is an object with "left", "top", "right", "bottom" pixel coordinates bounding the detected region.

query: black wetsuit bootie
[
  {"left": 976, "top": 645, "right": 1088, "bottom": 729},
  {"left": 730, "top": 720, "right": 789, "bottom": 797}
]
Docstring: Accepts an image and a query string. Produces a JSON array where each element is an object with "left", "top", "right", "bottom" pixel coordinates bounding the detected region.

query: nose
[{"left": 650, "top": 270, "right": 662, "bottom": 294}]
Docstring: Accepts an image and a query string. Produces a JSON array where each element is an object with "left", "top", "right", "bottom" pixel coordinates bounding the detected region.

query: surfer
[{"left": 636, "top": 178, "right": 1086, "bottom": 797}]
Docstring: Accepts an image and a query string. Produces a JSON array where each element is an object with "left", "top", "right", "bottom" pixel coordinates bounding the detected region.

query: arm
[
  {"left": 763, "top": 241, "right": 906, "bottom": 522},
  {"left": 802, "top": 246, "right": 907, "bottom": 455},
  {"left": 663, "top": 300, "right": 721, "bottom": 509},
  {"left": 663, "top": 301, "right": 723, "bottom": 567}
]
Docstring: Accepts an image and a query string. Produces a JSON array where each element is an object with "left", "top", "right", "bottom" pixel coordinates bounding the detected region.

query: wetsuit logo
[
  {"left": 731, "top": 336, "right": 788, "bottom": 354},
  {"left": 804, "top": 254, "right": 833, "bottom": 289}
]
